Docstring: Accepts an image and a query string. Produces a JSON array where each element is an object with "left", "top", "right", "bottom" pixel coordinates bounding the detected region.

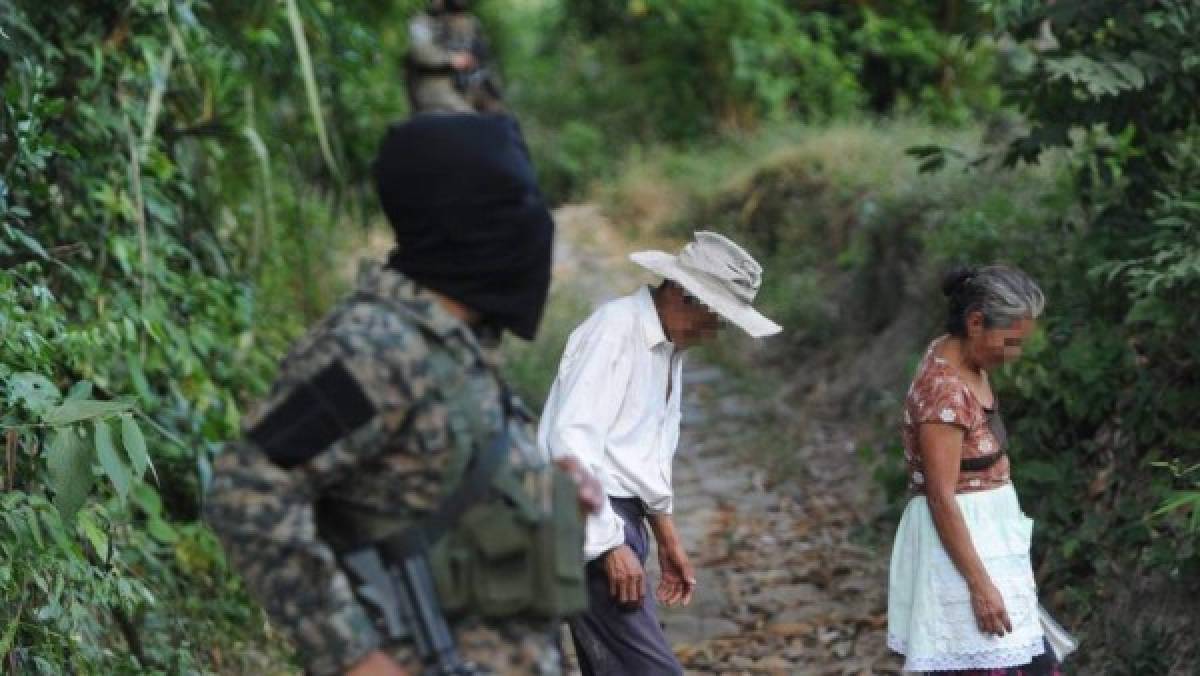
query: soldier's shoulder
[{"left": 274, "top": 289, "right": 431, "bottom": 383}]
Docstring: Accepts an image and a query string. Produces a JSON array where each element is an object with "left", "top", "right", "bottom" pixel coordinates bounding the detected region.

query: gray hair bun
[{"left": 942, "top": 264, "right": 1045, "bottom": 336}]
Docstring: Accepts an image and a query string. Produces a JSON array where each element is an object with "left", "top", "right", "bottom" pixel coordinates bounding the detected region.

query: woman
[{"left": 888, "top": 265, "right": 1061, "bottom": 675}]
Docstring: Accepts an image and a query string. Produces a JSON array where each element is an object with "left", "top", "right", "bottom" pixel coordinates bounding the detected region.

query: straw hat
[{"left": 630, "top": 231, "right": 782, "bottom": 338}]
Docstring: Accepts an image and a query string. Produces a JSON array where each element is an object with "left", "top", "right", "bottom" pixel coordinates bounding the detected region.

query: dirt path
[
  {"left": 660, "top": 367, "right": 902, "bottom": 676},
  {"left": 551, "top": 204, "right": 904, "bottom": 676}
]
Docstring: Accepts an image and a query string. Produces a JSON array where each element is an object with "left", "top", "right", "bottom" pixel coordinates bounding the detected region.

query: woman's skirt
[{"left": 888, "top": 483, "right": 1045, "bottom": 673}]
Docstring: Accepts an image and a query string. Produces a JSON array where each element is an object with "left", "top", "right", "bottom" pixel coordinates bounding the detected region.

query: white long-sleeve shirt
[{"left": 538, "top": 286, "right": 685, "bottom": 561}]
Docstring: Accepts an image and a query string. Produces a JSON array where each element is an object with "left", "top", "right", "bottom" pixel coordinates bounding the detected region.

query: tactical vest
[{"left": 419, "top": 347, "right": 587, "bottom": 620}]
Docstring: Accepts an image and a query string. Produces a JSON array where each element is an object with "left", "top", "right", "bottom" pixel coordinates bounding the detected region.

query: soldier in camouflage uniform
[
  {"left": 405, "top": 0, "right": 504, "bottom": 115},
  {"left": 205, "top": 114, "right": 591, "bottom": 676}
]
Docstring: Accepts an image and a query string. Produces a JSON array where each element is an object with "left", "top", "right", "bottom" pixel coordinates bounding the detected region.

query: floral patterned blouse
[{"left": 903, "top": 337, "right": 1011, "bottom": 494}]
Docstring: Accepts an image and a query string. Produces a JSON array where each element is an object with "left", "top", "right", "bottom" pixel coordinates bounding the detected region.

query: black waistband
[{"left": 961, "top": 451, "right": 1005, "bottom": 472}]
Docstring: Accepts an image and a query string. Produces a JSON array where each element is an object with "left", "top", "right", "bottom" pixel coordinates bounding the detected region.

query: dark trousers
[{"left": 568, "top": 497, "right": 684, "bottom": 676}]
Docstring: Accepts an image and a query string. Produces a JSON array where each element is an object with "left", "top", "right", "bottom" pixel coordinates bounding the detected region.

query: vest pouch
[
  {"left": 530, "top": 468, "right": 588, "bottom": 618},
  {"left": 461, "top": 504, "right": 535, "bottom": 617},
  {"left": 430, "top": 532, "right": 472, "bottom": 615}
]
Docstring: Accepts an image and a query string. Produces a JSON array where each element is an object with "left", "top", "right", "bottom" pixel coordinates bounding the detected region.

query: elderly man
[{"left": 538, "top": 232, "right": 782, "bottom": 675}]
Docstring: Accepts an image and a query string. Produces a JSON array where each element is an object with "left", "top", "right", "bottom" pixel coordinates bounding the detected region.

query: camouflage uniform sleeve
[
  {"left": 205, "top": 339, "right": 420, "bottom": 676},
  {"left": 206, "top": 447, "right": 381, "bottom": 675},
  {"left": 408, "top": 14, "right": 456, "bottom": 69}
]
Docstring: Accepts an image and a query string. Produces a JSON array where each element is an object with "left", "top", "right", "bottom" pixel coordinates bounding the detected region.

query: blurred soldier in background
[{"left": 406, "top": 0, "right": 505, "bottom": 115}]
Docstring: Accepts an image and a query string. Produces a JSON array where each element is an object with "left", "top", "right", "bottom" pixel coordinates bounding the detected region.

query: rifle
[{"left": 343, "top": 547, "right": 476, "bottom": 676}]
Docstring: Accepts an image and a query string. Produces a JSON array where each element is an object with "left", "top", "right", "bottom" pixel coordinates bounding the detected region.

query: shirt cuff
[
  {"left": 583, "top": 501, "right": 627, "bottom": 562},
  {"left": 644, "top": 494, "right": 673, "bottom": 516}
]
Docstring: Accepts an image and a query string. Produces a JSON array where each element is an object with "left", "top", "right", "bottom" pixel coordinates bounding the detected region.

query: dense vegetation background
[{"left": 1, "top": 0, "right": 1197, "bottom": 673}]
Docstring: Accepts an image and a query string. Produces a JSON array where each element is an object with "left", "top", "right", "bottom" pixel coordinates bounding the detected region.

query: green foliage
[
  {"left": 498, "top": 0, "right": 999, "bottom": 200},
  {"left": 0, "top": 0, "right": 421, "bottom": 670}
]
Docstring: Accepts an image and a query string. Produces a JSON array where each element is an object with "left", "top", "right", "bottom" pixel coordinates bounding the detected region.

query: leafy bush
[
  {"left": 498, "top": 0, "right": 999, "bottom": 200},
  {"left": 0, "top": 0, "right": 422, "bottom": 670}
]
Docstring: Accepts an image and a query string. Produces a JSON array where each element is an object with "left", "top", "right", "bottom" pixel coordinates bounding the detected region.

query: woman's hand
[{"left": 969, "top": 577, "right": 1013, "bottom": 637}]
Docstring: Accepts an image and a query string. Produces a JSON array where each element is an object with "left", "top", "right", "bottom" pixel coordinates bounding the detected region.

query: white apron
[{"left": 888, "top": 483, "right": 1045, "bottom": 672}]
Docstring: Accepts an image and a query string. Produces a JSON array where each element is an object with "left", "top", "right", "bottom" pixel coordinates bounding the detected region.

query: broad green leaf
[
  {"left": 8, "top": 228, "right": 49, "bottom": 259},
  {"left": 125, "top": 352, "right": 156, "bottom": 404},
  {"left": 94, "top": 419, "right": 131, "bottom": 501},
  {"left": 1008, "top": 44, "right": 1036, "bottom": 76},
  {"left": 147, "top": 517, "right": 179, "bottom": 544},
  {"left": 1153, "top": 491, "right": 1200, "bottom": 517},
  {"left": 22, "top": 505, "right": 44, "bottom": 550},
  {"left": 1111, "top": 61, "right": 1146, "bottom": 89},
  {"left": 46, "top": 427, "right": 92, "bottom": 518},
  {"left": 77, "top": 510, "right": 109, "bottom": 560},
  {"left": 120, "top": 413, "right": 152, "bottom": 482},
  {"left": 131, "top": 482, "right": 162, "bottom": 517},
  {"left": 38, "top": 506, "right": 75, "bottom": 556},
  {"left": 196, "top": 451, "right": 213, "bottom": 495},
  {"left": 66, "top": 380, "right": 94, "bottom": 401},
  {"left": 0, "top": 598, "right": 22, "bottom": 666},
  {"left": 8, "top": 372, "right": 61, "bottom": 415},
  {"left": 42, "top": 399, "right": 135, "bottom": 426}
]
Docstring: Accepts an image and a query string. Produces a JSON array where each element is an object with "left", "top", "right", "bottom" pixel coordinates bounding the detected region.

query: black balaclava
[{"left": 372, "top": 113, "right": 554, "bottom": 341}]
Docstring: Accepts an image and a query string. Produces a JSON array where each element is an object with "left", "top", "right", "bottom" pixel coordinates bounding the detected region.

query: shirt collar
[{"left": 633, "top": 285, "right": 671, "bottom": 350}]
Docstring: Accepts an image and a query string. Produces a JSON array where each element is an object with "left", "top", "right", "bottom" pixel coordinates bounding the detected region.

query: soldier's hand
[
  {"left": 345, "top": 650, "right": 408, "bottom": 676},
  {"left": 450, "top": 51, "right": 476, "bottom": 70},
  {"left": 602, "top": 544, "right": 645, "bottom": 608},
  {"left": 554, "top": 456, "right": 605, "bottom": 515}
]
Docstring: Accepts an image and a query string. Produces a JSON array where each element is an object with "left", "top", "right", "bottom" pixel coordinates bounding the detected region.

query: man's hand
[
  {"left": 648, "top": 513, "right": 695, "bottom": 607},
  {"left": 554, "top": 456, "right": 605, "bottom": 515},
  {"left": 656, "top": 542, "right": 696, "bottom": 607},
  {"left": 345, "top": 650, "right": 408, "bottom": 676},
  {"left": 603, "top": 544, "right": 645, "bottom": 607},
  {"left": 450, "top": 51, "right": 476, "bottom": 70}
]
